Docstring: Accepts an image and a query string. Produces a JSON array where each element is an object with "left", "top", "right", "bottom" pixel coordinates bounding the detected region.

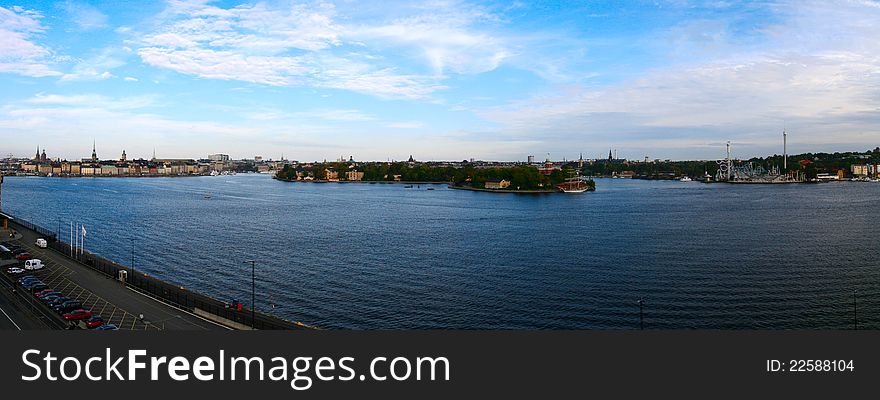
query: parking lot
[{"left": 3, "top": 231, "right": 222, "bottom": 331}]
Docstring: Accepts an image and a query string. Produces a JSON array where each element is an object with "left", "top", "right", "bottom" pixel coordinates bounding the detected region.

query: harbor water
[{"left": 2, "top": 175, "right": 878, "bottom": 329}]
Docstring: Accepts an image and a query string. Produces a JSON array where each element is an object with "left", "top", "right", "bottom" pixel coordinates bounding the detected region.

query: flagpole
[{"left": 69, "top": 222, "right": 73, "bottom": 257}]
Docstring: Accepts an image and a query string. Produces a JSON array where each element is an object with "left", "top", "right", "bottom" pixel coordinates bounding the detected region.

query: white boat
[{"left": 680, "top": 176, "right": 693, "bottom": 182}]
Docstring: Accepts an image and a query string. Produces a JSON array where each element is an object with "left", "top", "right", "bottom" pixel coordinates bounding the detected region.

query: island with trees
[{"left": 274, "top": 161, "right": 595, "bottom": 193}]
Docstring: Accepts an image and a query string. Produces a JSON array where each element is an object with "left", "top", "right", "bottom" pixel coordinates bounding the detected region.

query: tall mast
[
  {"left": 783, "top": 129, "right": 787, "bottom": 170},
  {"left": 726, "top": 141, "right": 732, "bottom": 181}
]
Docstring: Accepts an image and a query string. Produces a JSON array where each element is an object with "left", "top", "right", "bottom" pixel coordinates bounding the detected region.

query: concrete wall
[{"left": 194, "top": 308, "right": 255, "bottom": 330}]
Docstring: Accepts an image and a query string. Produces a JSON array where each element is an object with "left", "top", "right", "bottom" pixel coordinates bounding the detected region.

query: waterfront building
[
  {"left": 538, "top": 157, "right": 556, "bottom": 175},
  {"left": 346, "top": 171, "right": 365, "bottom": 181},
  {"left": 209, "top": 154, "right": 230, "bottom": 162},
  {"left": 851, "top": 164, "right": 869, "bottom": 177},
  {"left": 485, "top": 179, "right": 511, "bottom": 189}
]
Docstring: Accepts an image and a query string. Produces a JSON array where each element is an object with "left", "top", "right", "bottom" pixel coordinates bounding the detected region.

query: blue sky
[{"left": 1, "top": 0, "right": 879, "bottom": 161}]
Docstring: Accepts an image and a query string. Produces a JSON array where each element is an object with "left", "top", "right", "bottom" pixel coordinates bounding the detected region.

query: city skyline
[{"left": 2, "top": 1, "right": 880, "bottom": 161}]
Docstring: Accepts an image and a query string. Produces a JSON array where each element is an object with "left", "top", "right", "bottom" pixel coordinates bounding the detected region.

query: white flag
[{"left": 81, "top": 225, "right": 87, "bottom": 237}]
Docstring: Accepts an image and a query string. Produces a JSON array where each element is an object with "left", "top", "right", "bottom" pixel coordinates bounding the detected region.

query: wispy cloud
[
  {"left": 58, "top": 1, "right": 109, "bottom": 30},
  {"left": 130, "top": 0, "right": 523, "bottom": 99},
  {"left": 0, "top": 6, "right": 61, "bottom": 77}
]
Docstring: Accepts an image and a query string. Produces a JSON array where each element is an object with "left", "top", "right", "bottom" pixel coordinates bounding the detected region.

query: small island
[{"left": 274, "top": 160, "right": 595, "bottom": 193}]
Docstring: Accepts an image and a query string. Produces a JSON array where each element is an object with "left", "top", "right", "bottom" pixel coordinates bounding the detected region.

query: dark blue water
[{"left": 2, "top": 175, "right": 878, "bottom": 329}]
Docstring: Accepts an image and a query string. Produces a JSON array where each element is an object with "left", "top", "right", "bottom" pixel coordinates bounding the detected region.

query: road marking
[{"left": 0, "top": 306, "right": 22, "bottom": 330}]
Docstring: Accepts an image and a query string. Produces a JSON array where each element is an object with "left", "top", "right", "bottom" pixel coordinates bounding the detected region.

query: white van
[
  {"left": 35, "top": 238, "right": 48, "bottom": 248},
  {"left": 24, "top": 259, "right": 44, "bottom": 270}
]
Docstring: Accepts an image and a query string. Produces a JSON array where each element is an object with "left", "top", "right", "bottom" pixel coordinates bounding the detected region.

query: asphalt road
[{"left": 7, "top": 225, "right": 229, "bottom": 331}]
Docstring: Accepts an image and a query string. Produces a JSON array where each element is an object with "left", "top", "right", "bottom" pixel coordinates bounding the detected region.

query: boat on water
[
  {"left": 556, "top": 172, "right": 593, "bottom": 193},
  {"left": 404, "top": 185, "right": 413, "bottom": 188},
  {"left": 680, "top": 176, "right": 693, "bottom": 182},
  {"left": 204, "top": 193, "right": 212, "bottom": 199}
]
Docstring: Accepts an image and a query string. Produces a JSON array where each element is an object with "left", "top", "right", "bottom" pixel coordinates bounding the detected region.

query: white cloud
[
  {"left": 387, "top": 121, "right": 425, "bottom": 129},
  {"left": 310, "top": 109, "right": 376, "bottom": 121},
  {"left": 131, "top": 0, "right": 520, "bottom": 99},
  {"left": 59, "top": 1, "right": 109, "bottom": 30},
  {"left": 0, "top": 6, "right": 61, "bottom": 77},
  {"left": 59, "top": 46, "right": 130, "bottom": 81},
  {"left": 24, "top": 93, "right": 159, "bottom": 110},
  {"left": 124, "top": 76, "right": 139, "bottom": 82}
]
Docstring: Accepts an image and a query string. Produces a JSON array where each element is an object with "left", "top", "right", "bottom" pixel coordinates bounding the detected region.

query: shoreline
[
  {"left": 274, "top": 177, "right": 449, "bottom": 185},
  {"left": 447, "top": 185, "right": 557, "bottom": 194}
]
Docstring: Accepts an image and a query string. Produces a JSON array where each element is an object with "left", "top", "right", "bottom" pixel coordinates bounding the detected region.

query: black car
[
  {"left": 55, "top": 301, "right": 82, "bottom": 313},
  {"left": 28, "top": 284, "right": 49, "bottom": 294},
  {"left": 18, "top": 276, "right": 39, "bottom": 284},
  {"left": 47, "top": 297, "right": 72, "bottom": 307},
  {"left": 22, "top": 281, "right": 45, "bottom": 290}
]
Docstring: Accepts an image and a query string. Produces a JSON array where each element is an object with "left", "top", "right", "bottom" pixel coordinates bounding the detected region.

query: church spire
[{"left": 91, "top": 140, "right": 98, "bottom": 162}]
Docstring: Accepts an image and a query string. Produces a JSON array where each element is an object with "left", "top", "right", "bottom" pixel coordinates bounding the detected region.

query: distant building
[
  {"left": 527, "top": 155, "right": 535, "bottom": 164},
  {"left": 851, "top": 164, "right": 869, "bottom": 177},
  {"left": 485, "top": 179, "right": 511, "bottom": 189},
  {"left": 254, "top": 156, "right": 263, "bottom": 162},
  {"left": 324, "top": 169, "right": 339, "bottom": 181},
  {"left": 209, "top": 154, "right": 230, "bottom": 162},
  {"left": 346, "top": 171, "right": 365, "bottom": 181},
  {"left": 538, "top": 158, "right": 557, "bottom": 175}
]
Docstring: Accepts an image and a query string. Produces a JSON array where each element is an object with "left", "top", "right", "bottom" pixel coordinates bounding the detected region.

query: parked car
[
  {"left": 42, "top": 295, "right": 65, "bottom": 304},
  {"left": 35, "top": 238, "right": 48, "bottom": 248},
  {"left": 35, "top": 290, "right": 61, "bottom": 298},
  {"left": 46, "top": 297, "right": 71, "bottom": 306},
  {"left": 55, "top": 301, "right": 83, "bottom": 313},
  {"left": 24, "top": 259, "right": 44, "bottom": 270},
  {"left": 94, "top": 324, "right": 119, "bottom": 331},
  {"left": 85, "top": 316, "right": 104, "bottom": 328},
  {"left": 22, "top": 281, "right": 45, "bottom": 290},
  {"left": 63, "top": 309, "right": 93, "bottom": 321},
  {"left": 28, "top": 284, "right": 49, "bottom": 294},
  {"left": 34, "top": 289, "right": 56, "bottom": 297},
  {"left": 6, "top": 267, "right": 25, "bottom": 274},
  {"left": 15, "top": 253, "right": 33, "bottom": 261}
]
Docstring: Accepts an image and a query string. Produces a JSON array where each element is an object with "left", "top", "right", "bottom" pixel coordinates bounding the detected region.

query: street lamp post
[
  {"left": 853, "top": 291, "right": 857, "bottom": 330},
  {"left": 637, "top": 298, "right": 645, "bottom": 330},
  {"left": 129, "top": 238, "right": 135, "bottom": 285},
  {"left": 243, "top": 260, "right": 256, "bottom": 329}
]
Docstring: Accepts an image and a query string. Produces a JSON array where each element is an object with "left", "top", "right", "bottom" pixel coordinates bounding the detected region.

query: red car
[
  {"left": 15, "top": 253, "right": 33, "bottom": 260},
  {"left": 63, "top": 309, "right": 93, "bottom": 321},
  {"left": 85, "top": 316, "right": 104, "bottom": 328}
]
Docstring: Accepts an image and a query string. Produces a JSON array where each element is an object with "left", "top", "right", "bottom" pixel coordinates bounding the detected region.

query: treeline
[
  {"left": 580, "top": 161, "right": 719, "bottom": 178},
  {"left": 276, "top": 162, "right": 574, "bottom": 190},
  {"left": 747, "top": 148, "right": 880, "bottom": 177}
]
